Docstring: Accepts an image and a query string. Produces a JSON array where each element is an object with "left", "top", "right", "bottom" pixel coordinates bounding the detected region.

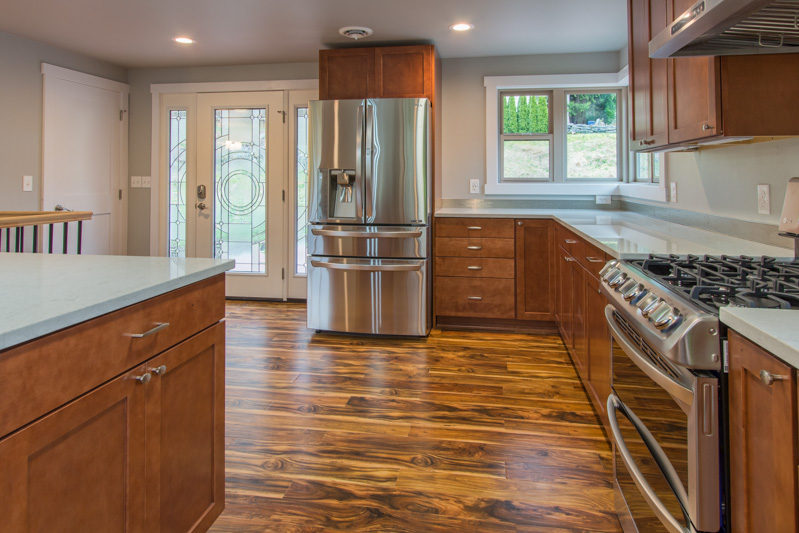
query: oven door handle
[
  {"left": 607, "top": 393, "right": 694, "bottom": 533},
  {"left": 604, "top": 305, "right": 694, "bottom": 410}
]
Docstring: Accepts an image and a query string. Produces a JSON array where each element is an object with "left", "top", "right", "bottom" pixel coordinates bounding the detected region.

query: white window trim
[{"left": 485, "top": 69, "right": 660, "bottom": 197}]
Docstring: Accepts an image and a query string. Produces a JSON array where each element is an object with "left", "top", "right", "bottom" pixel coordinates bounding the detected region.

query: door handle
[
  {"left": 197, "top": 184, "right": 207, "bottom": 200},
  {"left": 196, "top": 202, "right": 207, "bottom": 211},
  {"left": 310, "top": 260, "right": 422, "bottom": 272},
  {"left": 125, "top": 322, "right": 170, "bottom": 338},
  {"left": 311, "top": 228, "right": 422, "bottom": 238}
]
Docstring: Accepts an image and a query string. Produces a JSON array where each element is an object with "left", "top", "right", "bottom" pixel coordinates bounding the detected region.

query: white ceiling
[{"left": 0, "top": 0, "right": 628, "bottom": 68}]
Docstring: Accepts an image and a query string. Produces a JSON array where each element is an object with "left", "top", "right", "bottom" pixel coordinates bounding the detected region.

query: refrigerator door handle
[
  {"left": 311, "top": 228, "right": 423, "bottom": 238},
  {"left": 364, "top": 101, "right": 374, "bottom": 222},
  {"left": 355, "top": 102, "right": 365, "bottom": 221},
  {"left": 310, "top": 260, "right": 423, "bottom": 272}
]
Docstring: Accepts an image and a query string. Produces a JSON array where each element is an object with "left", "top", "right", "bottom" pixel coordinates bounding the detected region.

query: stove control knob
[
  {"left": 636, "top": 293, "right": 659, "bottom": 313},
  {"left": 602, "top": 267, "right": 621, "bottom": 283},
  {"left": 622, "top": 283, "right": 645, "bottom": 302},
  {"left": 654, "top": 308, "right": 681, "bottom": 331},
  {"left": 609, "top": 273, "right": 628, "bottom": 289},
  {"left": 619, "top": 279, "right": 638, "bottom": 296},
  {"left": 599, "top": 260, "right": 619, "bottom": 278},
  {"left": 649, "top": 302, "right": 673, "bottom": 325},
  {"left": 640, "top": 297, "right": 663, "bottom": 318}
]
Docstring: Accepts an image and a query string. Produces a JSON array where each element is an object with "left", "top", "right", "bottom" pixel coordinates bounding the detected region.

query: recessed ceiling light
[
  {"left": 174, "top": 36, "right": 194, "bottom": 44},
  {"left": 449, "top": 23, "right": 474, "bottom": 32}
]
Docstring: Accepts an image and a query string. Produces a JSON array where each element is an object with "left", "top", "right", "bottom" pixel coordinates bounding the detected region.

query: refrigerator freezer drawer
[
  {"left": 307, "top": 257, "right": 431, "bottom": 336},
  {"left": 308, "top": 225, "right": 429, "bottom": 259}
]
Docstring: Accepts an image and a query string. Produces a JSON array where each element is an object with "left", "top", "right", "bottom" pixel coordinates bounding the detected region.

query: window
[
  {"left": 167, "top": 109, "right": 187, "bottom": 258},
  {"left": 498, "top": 88, "right": 622, "bottom": 182},
  {"left": 295, "top": 106, "right": 309, "bottom": 276},
  {"left": 633, "top": 152, "right": 663, "bottom": 184}
]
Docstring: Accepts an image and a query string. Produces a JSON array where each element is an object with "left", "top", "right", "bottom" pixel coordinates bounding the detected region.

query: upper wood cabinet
[
  {"left": 728, "top": 330, "right": 798, "bottom": 533},
  {"left": 319, "top": 45, "right": 436, "bottom": 100},
  {"left": 628, "top": 0, "right": 669, "bottom": 149},
  {"left": 628, "top": 0, "right": 799, "bottom": 149}
]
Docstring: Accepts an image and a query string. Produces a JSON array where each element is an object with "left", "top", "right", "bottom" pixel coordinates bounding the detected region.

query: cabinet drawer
[
  {"left": 579, "top": 243, "right": 608, "bottom": 278},
  {"left": 435, "top": 257, "right": 515, "bottom": 279},
  {"left": 0, "top": 275, "right": 225, "bottom": 439},
  {"left": 435, "top": 237, "right": 515, "bottom": 258},
  {"left": 435, "top": 218, "right": 515, "bottom": 238},
  {"left": 435, "top": 277, "right": 515, "bottom": 319},
  {"left": 557, "top": 224, "right": 582, "bottom": 256}
]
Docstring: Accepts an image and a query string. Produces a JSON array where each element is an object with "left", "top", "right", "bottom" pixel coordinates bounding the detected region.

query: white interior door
[
  {"left": 196, "top": 92, "right": 285, "bottom": 298},
  {"left": 42, "top": 64, "right": 128, "bottom": 255}
]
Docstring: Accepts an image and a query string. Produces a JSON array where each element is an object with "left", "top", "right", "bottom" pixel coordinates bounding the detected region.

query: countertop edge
[
  {"left": 0, "top": 260, "right": 234, "bottom": 352},
  {"left": 720, "top": 308, "right": 799, "bottom": 369}
]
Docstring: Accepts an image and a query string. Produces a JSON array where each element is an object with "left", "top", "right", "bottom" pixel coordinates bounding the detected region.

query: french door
[{"left": 160, "top": 90, "right": 314, "bottom": 299}]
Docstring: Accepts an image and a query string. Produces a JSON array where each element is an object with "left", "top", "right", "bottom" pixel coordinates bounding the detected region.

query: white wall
[{"left": 0, "top": 30, "right": 127, "bottom": 211}]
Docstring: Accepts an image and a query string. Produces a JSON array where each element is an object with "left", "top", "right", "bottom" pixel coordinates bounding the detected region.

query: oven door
[{"left": 605, "top": 305, "right": 720, "bottom": 533}]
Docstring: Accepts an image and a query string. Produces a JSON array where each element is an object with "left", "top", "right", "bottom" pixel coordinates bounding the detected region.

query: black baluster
[
  {"left": 77, "top": 220, "right": 83, "bottom": 255},
  {"left": 5, "top": 228, "right": 9, "bottom": 252},
  {"left": 15, "top": 227, "right": 21, "bottom": 252},
  {"left": 48, "top": 224, "right": 54, "bottom": 253},
  {"left": 62, "top": 222, "right": 68, "bottom": 254},
  {"left": 32, "top": 225, "right": 38, "bottom": 253}
]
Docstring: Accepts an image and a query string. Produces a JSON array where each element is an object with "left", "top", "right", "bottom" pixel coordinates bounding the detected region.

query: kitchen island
[{"left": 0, "top": 253, "right": 233, "bottom": 532}]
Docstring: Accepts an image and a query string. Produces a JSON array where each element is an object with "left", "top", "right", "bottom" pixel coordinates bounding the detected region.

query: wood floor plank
[{"left": 209, "top": 301, "right": 621, "bottom": 533}]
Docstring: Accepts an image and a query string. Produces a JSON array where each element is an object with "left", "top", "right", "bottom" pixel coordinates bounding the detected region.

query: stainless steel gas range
[{"left": 600, "top": 254, "right": 799, "bottom": 533}]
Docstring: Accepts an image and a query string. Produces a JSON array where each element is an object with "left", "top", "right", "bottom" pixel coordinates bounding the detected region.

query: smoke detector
[{"left": 339, "top": 26, "right": 374, "bottom": 40}]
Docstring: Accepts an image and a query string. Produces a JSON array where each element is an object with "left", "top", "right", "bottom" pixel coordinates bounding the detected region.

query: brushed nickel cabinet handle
[
  {"left": 564, "top": 257, "right": 576, "bottom": 262},
  {"left": 702, "top": 123, "right": 715, "bottom": 131},
  {"left": 564, "top": 239, "right": 578, "bottom": 244},
  {"left": 759, "top": 369, "right": 788, "bottom": 386},
  {"left": 134, "top": 373, "right": 152, "bottom": 385},
  {"left": 125, "top": 322, "right": 170, "bottom": 338},
  {"left": 466, "top": 245, "right": 482, "bottom": 250},
  {"left": 642, "top": 138, "right": 656, "bottom": 145},
  {"left": 467, "top": 296, "right": 483, "bottom": 301},
  {"left": 586, "top": 256, "right": 605, "bottom": 263},
  {"left": 467, "top": 266, "right": 483, "bottom": 270},
  {"left": 150, "top": 365, "right": 167, "bottom": 376},
  {"left": 467, "top": 226, "right": 482, "bottom": 230}
]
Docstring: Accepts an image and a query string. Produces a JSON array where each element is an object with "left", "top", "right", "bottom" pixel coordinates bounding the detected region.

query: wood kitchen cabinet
[
  {"left": 318, "top": 48, "right": 374, "bottom": 100},
  {"left": 728, "top": 330, "right": 799, "bottom": 533},
  {"left": 586, "top": 273, "right": 612, "bottom": 422},
  {"left": 515, "top": 219, "right": 555, "bottom": 321},
  {"left": 557, "top": 247, "right": 575, "bottom": 347}
]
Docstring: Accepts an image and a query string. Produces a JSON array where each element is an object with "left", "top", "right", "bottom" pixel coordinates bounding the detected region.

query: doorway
[{"left": 157, "top": 88, "right": 315, "bottom": 299}]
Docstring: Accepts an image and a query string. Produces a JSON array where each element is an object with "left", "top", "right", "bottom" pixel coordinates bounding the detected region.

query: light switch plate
[
  {"left": 469, "top": 179, "right": 480, "bottom": 194},
  {"left": 595, "top": 195, "right": 611, "bottom": 205},
  {"left": 131, "top": 175, "right": 142, "bottom": 188},
  {"left": 757, "top": 184, "right": 770, "bottom": 215},
  {"left": 670, "top": 182, "right": 678, "bottom": 203},
  {"left": 22, "top": 175, "right": 33, "bottom": 192},
  {"left": 141, "top": 176, "right": 151, "bottom": 188}
]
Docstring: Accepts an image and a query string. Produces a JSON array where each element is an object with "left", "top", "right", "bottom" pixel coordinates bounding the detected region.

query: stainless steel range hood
[{"left": 649, "top": 0, "right": 799, "bottom": 57}]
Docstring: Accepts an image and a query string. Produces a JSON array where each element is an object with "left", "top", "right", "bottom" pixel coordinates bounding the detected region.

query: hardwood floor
[{"left": 209, "top": 301, "right": 621, "bottom": 532}]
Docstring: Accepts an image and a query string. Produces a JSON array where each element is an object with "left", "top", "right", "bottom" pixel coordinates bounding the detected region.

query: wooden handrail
[{"left": 0, "top": 211, "right": 92, "bottom": 229}]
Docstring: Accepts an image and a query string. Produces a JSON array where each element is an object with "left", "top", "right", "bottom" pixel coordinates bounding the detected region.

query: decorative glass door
[{"left": 196, "top": 92, "right": 285, "bottom": 298}]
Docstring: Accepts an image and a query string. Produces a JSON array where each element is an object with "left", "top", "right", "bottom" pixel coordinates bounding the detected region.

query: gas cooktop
[{"left": 628, "top": 254, "right": 799, "bottom": 314}]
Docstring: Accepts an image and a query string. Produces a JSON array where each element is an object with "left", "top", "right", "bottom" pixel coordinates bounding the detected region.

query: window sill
[{"left": 484, "top": 181, "right": 667, "bottom": 201}]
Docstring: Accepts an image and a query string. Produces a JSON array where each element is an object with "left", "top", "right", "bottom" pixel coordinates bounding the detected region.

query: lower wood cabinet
[
  {"left": 515, "top": 219, "right": 554, "bottom": 321},
  {"left": 585, "top": 273, "right": 612, "bottom": 423},
  {"left": 0, "top": 299, "right": 225, "bottom": 533},
  {"left": 728, "top": 330, "right": 798, "bottom": 533}
]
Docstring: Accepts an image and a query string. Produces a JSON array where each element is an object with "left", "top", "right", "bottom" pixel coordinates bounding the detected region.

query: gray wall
[
  {"left": 126, "top": 61, "right": 318, "bottom": 255},
  {"left": 0, "top": 30, "right": 127, "bottom": 211},
  {"left": 439, "top": 51, "right": 623, "bottom": 199}
]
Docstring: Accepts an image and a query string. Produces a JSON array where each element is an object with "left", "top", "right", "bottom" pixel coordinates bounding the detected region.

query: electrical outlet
[
  {"left": 757, "top": 184, "right": 770, "bottom": 215},
  {"left": 141, "top": 176, "right": 151, "bottom": 188},
  {"left": 22, "top": 175, "right": 33, "bottom": 192},
  {"left": 595, "top": 195, "right": 611, "bottom": 205},
  {"left": 670, "top": 182, "right": 678, "bottom": 203},
  {"left": 469, "top": 179, "right": 480, "bottom": 194}
]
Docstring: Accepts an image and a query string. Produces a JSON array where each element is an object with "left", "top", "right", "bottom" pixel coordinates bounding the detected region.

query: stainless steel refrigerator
[{"left": 307, "top": 98, "right": 431, "bottom": 336}]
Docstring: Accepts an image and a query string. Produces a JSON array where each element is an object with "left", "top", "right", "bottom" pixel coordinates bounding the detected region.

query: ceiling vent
[{"left": 338, "top": 26, "right": 374, "bottom": 40}]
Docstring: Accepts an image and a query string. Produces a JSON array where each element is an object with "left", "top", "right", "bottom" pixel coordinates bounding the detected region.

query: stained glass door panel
[{"left": 213, "top": 108, "right": 267, "bottom": 273}]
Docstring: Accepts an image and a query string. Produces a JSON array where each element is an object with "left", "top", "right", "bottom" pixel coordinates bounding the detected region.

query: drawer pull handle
[
  {"left": 564, "top": 257, "right": 576, "bottom": 262},
  {"left": 467, "top": 266, "right": 483, "bottom": 270},
  {"left": 586, "top": 256, "right": 605, "bottom": 263},
  {"left": 759, "top": 369, "right": 788, "bottom": 386},
  {"left": 564, "top": 239, "right": 578, "bottom": 244},
  {"left": 150, "top": 365, "right": 168, "bottom": 376},
  {"left": 467, "top": 226, "right": 482, "bottom": 230},
  {"left": 467, "top": 296, "right": 483, "bottom": 301},
  {"left": 125, "top": 322, "right": 170, "bottom": 338},
  {"left": 466, "top": 245, "right": 482, "bottom": 250},
  {"left": 134, "top": 373, "right": 152, "bottom": 385}
]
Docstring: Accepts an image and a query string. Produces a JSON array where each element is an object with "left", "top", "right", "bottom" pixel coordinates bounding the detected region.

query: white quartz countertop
[
  {"left": 0, "top": 254, "right": 234, "bottom": 351},
  {"left": 435, "top": 208, "right": 793, "bottom": 259},
  {"left": 720, "top": 308, "right": 799, "bottom": 369}
]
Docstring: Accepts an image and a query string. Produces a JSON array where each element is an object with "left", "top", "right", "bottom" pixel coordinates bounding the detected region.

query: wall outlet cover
[
  {"left": 670, "top": 182, "right": 678, "bottom": 203},
  {"left": 469, "top": 178, "right": 480, "bottom": 194},
  {"left": 22, "top": 175, "right": 33, "bottom": 192},
  {"left": 757, "top": 184, "right": 770, "bottom": 215},
  {"left": 595, "top": 195, "right": 611, "bottom": 205},
  {"left": 131, "top": 175, "right": 142, "bottom": 188},
  {"left": 141, "top": 176, "right": 152, "bottom": 188}
]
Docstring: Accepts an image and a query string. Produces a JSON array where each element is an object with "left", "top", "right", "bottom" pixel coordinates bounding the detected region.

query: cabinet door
[
  {"left": 558, "top": 249, "right": 575, "bottom": 347},
  {"left": 667, "top": 0, "right": 722, "bottom": 143},
  {"left": 729, "top": 331, "right": 798, "bottom": 533},
  {"left": 319, "top": 48, "right": 374, "bottom": 100},
  {"left": 586, "top": 274, "right": 611, "bottom": 422},
  {"left": 571, "top": 263, "right": 588, "bottom": 378},
  {"left": 515, "top": 219, "right": 554, "bottom": 321},
  {"left": 628, "top": 0, "right": 669, "bottom": 149},
  {"left": 0, "top": 365, "right": 148, "bottom": 532},
  {"left": 374, "top": 45, "right": 433, "bottom": 99},
  {"left": 145, "top": 322, "right": 226, "bottom": 533}
]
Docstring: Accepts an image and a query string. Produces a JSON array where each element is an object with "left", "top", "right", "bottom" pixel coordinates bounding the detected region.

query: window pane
[
  {"left": 503, "top": 140, "right": 550, "bottom": 179},
  {"left": 168, "top": 110, "right": 187, "bottom": 258},
  {"left": 566, "top": 93, "right": 618, "bottom": 179},
  {"left": 295, "top": 107, "right": 309, "bottom": 276},
  {"left": 652, "top": 153, "right": 662, "bottom": 183},
  {"left": 636, "top": 153, "right": 651, "bottom": 182},
  {"left": 214, "top": 108, "right": 267, "bottom": 273},
  {"left": 503, "top": 94, "right": 549, "bottom": 134}
]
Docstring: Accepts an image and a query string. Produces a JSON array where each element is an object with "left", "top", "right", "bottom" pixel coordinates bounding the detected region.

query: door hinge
[
  {"left": 281, "top": 268, "right": 285, "bottom": 280},
  {"left": 722, "top": 339, "right": 729, "bottom": 373},
  {"left": 119, "top": 109, "right": 126, "bottom": 121},
  {"left": 282, "top": 190, "right": 286, "bottom": 202},
  {"left": 118, "top": 189, "right": 122, "bottom": 200},
  {"left": 278, "top": 109, "right": 286, "bottom": 123}
]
